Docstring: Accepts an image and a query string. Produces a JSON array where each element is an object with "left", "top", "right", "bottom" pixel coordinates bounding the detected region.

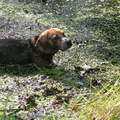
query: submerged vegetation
[{"left": 0, "top": 0, "right": 120, "bottom": 119}]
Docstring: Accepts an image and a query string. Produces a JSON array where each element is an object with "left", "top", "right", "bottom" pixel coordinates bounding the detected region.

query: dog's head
[{"left": 35, "top": 28, "right": 72, "bottom": 54}]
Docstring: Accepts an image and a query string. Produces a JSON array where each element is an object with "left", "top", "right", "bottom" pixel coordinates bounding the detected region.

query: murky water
[{"left": 0, "top": 1, "right": 119, "bottom": 120}]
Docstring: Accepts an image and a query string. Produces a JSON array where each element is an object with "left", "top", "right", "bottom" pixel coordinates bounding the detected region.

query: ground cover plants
[{"left": 0, "top": 0, "right": 120, "bottom": 119}]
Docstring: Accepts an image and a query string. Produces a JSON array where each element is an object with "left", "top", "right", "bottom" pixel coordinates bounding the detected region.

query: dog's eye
[{"left": 54, "top": 35, "right": 60, "bottom": 40}]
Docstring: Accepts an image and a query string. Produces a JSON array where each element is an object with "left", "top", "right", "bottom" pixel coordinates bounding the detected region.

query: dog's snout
[
  {"left": 66, "top": 39, "right": 72, "bottom": 46},
  {"left": 60, "top": 37, "right": 72, "bottom": 51}
]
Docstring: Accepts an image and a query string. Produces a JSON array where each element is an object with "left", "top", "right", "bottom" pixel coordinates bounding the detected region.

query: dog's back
[{"left": 0, "top": 39, "right": 32, "bottom": 64}]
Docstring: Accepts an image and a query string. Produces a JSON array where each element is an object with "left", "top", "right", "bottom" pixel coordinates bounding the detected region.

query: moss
[{"left": 0, "top": 0, "right": 119, "bottom": 119}]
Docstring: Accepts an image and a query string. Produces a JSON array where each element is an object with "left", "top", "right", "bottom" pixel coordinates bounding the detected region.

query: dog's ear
[{"left": 36, "top": 32, "right": 51, "bottom": 54}]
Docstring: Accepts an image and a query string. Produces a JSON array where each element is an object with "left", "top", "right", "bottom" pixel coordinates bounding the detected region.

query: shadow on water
[{"left": 0, "top": 64, "right": 85, "bottom": 88}]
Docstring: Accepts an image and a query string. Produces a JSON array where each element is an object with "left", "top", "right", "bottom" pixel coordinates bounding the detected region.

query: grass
[
  {"left": 0, "top": 92, "right": 16, "bottom": 120},
  {"left": 78, "top": 78, "right": 120, "bottom": 120}
]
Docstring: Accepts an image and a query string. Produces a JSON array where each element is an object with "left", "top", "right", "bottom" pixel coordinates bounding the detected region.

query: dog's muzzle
[{"left": 60, "top": 37, "right": 72, "bottom": 51}]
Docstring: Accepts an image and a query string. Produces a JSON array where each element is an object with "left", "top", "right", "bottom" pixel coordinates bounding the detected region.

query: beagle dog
[{"left": 0, "top": 28, "right": 72, "bottom": 66}]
